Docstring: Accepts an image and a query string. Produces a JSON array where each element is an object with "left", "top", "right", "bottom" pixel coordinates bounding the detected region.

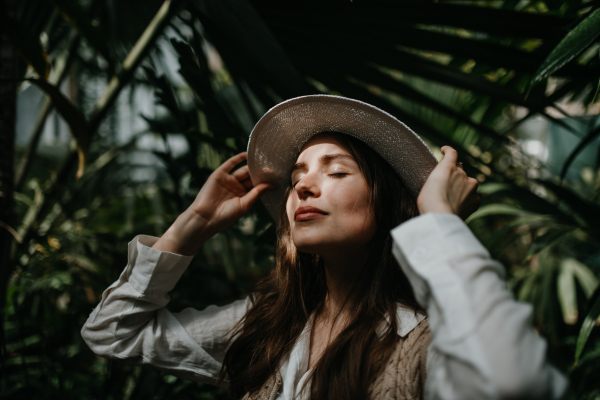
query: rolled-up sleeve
[
  {"left": 81, "top": 235, "right": 250, "bottom": 384},
  {"left": 391, "top": 213, "right": 568, "bottom": 400}
]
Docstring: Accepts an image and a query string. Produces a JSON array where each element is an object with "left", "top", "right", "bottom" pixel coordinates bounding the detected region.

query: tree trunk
[{"left": 0, "top": 0, "right": 18, "bottom": 371}]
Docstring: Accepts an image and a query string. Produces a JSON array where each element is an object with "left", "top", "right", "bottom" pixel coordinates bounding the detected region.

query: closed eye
[
  {"left": 292, "top": 173, "right": 347, "bottom": 187},
  {"left": 329, "top": 173, "right": 348, "bottom": 178}
]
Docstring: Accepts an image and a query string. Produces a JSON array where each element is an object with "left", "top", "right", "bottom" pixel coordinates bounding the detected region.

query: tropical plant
[{"left": 2, "top": 0, "right": 599, "bottom": 398}]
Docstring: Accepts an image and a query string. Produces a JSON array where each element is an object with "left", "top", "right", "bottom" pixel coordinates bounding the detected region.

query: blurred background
[{"left": 1, "top": 0, "right": 599, "bottom": 398}]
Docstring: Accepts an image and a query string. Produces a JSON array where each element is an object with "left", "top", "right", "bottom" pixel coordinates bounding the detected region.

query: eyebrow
[{"left": 291, "top": 153, "right": 356, "bottom": 173}]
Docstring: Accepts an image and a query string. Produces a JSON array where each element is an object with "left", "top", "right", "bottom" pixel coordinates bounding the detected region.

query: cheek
[
  {"left": 285, "top": 194, "right": 296, "bottom": 225},
  {"left": 329, "top": 183, "right": 374, "bottom": 230}
]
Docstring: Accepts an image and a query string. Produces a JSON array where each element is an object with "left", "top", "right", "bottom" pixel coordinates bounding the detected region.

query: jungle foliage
[{"left": 2, "top": 0, "right": 600, "bottom": 398}]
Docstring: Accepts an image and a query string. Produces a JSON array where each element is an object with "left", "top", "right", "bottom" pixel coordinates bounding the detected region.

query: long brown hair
[{"left": 219, "top": 132, "right": 422, "bottom": 399}]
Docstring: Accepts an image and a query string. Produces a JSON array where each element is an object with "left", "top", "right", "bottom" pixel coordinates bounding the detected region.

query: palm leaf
[
  {"left": 530, "top": 8, "right": 600, "bottom": 88},
  {"left": 575, "top": 286, "right": 600, "bottom": 365}
]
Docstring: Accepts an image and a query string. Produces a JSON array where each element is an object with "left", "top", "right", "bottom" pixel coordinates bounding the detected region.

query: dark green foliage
[{"left": 3, "top": 0, "right": 600, "bottom": 398}]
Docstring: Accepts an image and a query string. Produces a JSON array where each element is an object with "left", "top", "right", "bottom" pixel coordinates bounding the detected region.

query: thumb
[
  {"left": 239, "top": 183, "right": 275, "bottom": 213},
  {"left": 440, "top": 146, "right": 458, "bottom": 166}
]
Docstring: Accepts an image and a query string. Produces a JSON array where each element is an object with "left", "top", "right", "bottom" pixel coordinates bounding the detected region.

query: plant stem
[{"left": 89, "top": 0, "right": 185, "bottom": 132}]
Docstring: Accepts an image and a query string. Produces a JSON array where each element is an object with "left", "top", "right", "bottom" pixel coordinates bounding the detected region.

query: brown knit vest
[{"left": 242, "top": 318, "right": 430, "bottom": 400}]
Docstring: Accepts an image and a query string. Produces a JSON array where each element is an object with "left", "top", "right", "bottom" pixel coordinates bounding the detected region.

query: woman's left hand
[{"left": 417, "top": 146, "right": 480, "bottom": 220}]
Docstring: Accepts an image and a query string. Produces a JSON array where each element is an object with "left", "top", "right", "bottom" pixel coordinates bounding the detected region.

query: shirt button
[{"left": 411, "top": 245, "right": 428, "bottom": 260}]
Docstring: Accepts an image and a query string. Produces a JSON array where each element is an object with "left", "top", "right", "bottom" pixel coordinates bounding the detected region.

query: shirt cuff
[{"left": 125, "top": 235, "right": 195, "bottom": 295}]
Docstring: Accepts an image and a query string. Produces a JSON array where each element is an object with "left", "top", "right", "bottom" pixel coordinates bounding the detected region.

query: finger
[
  {"left": 468, "top": 177, "right": 479, "bottom": 190},
  {"left": 231, "top": 165, "right": 250, "bottom": 181},
  {"left": 229, "top": 178, "right": 250, "bottom": 197},
  {"left": 440, "top": 146, "right": 458, "bottom": 166},
  {"left": 240, "top": 177, "right": 254, "bottom": 190},
  {"left": 239, "top": 183, "right": 275, "bottom": 213},
  {"left": 217, "top": 152, "right": 248, "bottom": 174}
]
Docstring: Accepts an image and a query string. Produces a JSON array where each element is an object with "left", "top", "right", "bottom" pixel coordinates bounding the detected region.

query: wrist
[
  {"left": 152, "top": 209, "right": 216, "bottom": 256},
  {"left": 417, "top": 201, "right": 454, "bottom": 216}
]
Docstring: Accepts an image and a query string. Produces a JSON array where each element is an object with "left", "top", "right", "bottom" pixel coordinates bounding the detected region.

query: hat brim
[{"left": 247, "top": 95, "right": 438, "bottom": 221}]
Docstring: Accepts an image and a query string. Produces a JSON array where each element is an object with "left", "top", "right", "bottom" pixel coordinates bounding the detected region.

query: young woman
[{"left": 82, "top": 95, "right": 567, "bottom": 400}]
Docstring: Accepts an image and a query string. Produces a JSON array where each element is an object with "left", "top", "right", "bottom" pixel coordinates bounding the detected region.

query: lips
[{"left": 294, "top": 206, "right": 328, "bottom": 221}]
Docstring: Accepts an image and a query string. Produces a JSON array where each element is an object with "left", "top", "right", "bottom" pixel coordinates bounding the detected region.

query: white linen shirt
[{"left": 81, "top": 213, "right": 568, "bottom": 400}]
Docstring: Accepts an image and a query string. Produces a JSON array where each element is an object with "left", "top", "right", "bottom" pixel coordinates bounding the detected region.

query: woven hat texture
[{"left": 247, "top": 95, "right": 438, "bottom": 220}]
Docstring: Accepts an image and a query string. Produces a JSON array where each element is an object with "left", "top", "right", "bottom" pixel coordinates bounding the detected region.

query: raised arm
[
  {"left": 81, "top": 235, "right": 251, "bottom": 383},
  {"left": 391, "top": 147, "right": 568, "bottom": 400},
  {"left": 81, "top": 152, "right": 273, "bottom": 383}
]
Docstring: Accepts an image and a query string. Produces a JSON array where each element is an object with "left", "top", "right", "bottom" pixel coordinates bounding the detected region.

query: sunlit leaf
[
  {"left": 565, "top": 258, "right": 600, "bottom": 299},
  {"left": 476, "top": 183, "right": 515, "bottom": 194},
  {"left": 558, "top": 260, "right": 579, "bottom": 325},
  {"left": 466, "top": 203, "right": 533, "bottom": 222}
]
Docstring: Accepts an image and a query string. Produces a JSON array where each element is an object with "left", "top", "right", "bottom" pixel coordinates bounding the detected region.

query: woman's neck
[{"left": 319, "top": 243, "right": 371, "bottom": 317}]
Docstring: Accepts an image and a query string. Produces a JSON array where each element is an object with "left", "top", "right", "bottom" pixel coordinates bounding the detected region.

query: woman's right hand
[{"left": 152, "top": 152, "right": 274, "bottom": 256}]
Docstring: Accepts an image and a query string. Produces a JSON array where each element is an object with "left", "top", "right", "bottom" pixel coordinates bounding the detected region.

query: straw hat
[{"left": 247, "top": 95, "right": 438, "bottom": 220}]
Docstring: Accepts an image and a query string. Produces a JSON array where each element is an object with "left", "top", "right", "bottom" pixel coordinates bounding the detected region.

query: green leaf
[
  {"left": 477, "top": 183, "right": 513, "bottom": 195},
  {"left": 285, "top": 37, "right": 543, "bottom": 110},
  {"left": 28, "top": 271, "right": 73, "bottom": 292},
  {"left": 4, "top": 15, "right": 50, "bottom": 79},
  {"left": 295, "top": 53, "right": 506, "bottom": 143},
  {"left": 169, "top": 38, "right": 245, "bottom": 143},
  {"left": 575, "top": 286, "right": 600, "bottom": 365},
  {"left": 526, "top": 227, "right": 573, "bottom": 258},
  {"left": 266, "top": 17, "right": 594, "bottom": 77},
  {"left": 63, "top": 253, "right": 100, "bottom": 274},
  {"left": 558, "top": 259, "right": 579, "bottom": 325},
  {"left": 530, "top": 8, "right": 600, "bottom": 88},
  {"left": 565, "top": 258, "right": 600, "bottom": 298},
  {"left": 27, "top": 78, "right": 90, "bottom": 178},
  {"left": 465, "top": 203, "right": 533, "bottom": 223},
  {"left": 517, "top": 273, "right": 538, "bottom": 303}
]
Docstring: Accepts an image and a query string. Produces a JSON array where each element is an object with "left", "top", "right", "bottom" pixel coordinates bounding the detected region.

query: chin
[{"left": 291, "top": 232, "right": 333, "bottom": 254}]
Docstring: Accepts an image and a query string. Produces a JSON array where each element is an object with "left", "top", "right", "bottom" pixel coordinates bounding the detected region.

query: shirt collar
[
  {"left": 395, "top": 303, "right": 427, "bottom": 337},
  {"left": 380, "top": 302, "right": 427, "bottom": 339}
]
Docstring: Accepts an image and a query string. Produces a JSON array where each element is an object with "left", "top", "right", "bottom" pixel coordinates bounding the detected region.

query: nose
[{"left": 294, "top": 173, "right": 320, "bottom": 200}]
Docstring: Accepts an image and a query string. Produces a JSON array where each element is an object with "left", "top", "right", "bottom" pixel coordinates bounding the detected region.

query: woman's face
[{"left": 286, "top": 135, "right": 377, "bottom": 255}]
